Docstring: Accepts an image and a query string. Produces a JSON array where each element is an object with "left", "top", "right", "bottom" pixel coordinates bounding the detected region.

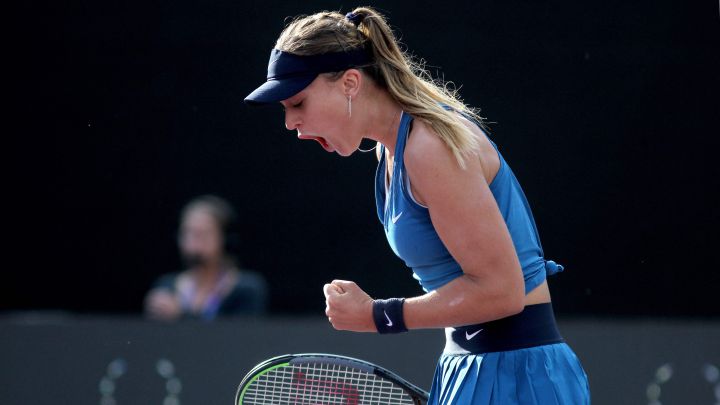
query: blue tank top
[{"left": 374, "top": 111, "right": 564, "bottom": 293}]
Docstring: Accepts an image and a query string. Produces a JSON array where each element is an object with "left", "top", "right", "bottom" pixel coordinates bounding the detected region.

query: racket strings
[{"left": 242, "top": 362, "right": 416, "bottom": 404}]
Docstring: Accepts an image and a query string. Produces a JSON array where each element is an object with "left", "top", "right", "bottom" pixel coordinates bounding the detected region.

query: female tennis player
[{"left": 245, "top": 7, "right": 590, "bottom": 404}]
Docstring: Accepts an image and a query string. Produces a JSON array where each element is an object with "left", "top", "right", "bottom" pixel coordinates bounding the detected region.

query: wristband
[{"left": 372, "top": 298, "right": 408, "bottom": 334}]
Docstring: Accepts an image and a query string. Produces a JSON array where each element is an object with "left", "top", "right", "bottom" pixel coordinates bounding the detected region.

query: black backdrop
[{"left": 6, "top": 0, "right": 719, "bottom": 316}]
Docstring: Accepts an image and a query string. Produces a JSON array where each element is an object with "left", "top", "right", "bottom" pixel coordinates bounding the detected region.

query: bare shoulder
[
  {"left": 404, "top": 119, "right": 489, "bottom": 207},
  {"left": 456, "top": 113, "right": 487, "bottom": 138},
  {"left": 404, "top": 119, "right": 486, "bottom": 182},
  {"left": 404, "top": 119, "right": 454, "bottom": 167},
  {"left": 405, "top": 116, "right": 499, "bottom": 191}
]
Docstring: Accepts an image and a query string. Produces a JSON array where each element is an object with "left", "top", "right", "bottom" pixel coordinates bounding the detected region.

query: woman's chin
[{"left": 335, "top": 146, "right": 354, "bottom": 157}]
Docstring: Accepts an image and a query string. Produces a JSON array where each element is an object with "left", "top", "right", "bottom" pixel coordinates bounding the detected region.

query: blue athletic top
[{"left": 374, "top": 111, "right": 564, "bottom": 293}]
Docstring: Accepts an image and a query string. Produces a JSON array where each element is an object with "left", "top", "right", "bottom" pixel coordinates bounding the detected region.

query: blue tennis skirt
[{"left": 427, "top": 342, "right": 591, "bottom": 404}]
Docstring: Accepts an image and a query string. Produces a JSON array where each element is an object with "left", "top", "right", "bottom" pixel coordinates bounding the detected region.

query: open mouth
[{"left": 298, "top": 134, "right": 333, "bottom": 152}]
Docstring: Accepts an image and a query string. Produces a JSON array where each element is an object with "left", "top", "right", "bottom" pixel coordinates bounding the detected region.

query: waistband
[{"left": 443, "top": 302, "right": 564, "bottom": 355}]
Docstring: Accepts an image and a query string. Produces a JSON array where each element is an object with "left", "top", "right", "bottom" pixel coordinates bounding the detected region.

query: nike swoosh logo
[
  {"left": 391, "top": 212, "right": 403, "bottom": 224},
  {"left": 465, "top": 329, "right": 483, "bottom": 340},
  {"left": 384, "top": 310, "right": 393, "bottom": 327}
]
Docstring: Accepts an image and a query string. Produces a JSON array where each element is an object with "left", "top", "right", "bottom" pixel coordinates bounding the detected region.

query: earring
[{"left": 347, "top": 95, "right": 352, "bottom": 118}]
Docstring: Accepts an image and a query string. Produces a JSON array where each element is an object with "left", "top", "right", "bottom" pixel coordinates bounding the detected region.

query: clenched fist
[{"left": 323, "top": 280, "right": 376, "bottom": 332}]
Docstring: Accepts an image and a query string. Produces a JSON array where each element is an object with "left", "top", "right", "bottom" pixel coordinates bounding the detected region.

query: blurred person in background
[{"left": 144, "top": 195, "right": 268, "bottom": 321}]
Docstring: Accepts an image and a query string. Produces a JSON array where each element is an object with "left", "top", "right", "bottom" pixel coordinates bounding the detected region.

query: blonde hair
[{"left": 275, "top": 7, "right": 486, "bottom": 168}]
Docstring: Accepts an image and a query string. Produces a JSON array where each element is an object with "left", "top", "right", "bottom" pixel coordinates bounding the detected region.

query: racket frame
[{"left": 235, "top": 353, "right": 429, "bottom": 405}]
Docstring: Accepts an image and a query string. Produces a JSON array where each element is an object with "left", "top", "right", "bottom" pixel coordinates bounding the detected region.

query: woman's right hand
[
  {"left": 145, "top": 290, "right": 182, "bottom": 321},
  {"left": 323, "top": 280, "right": 375, "bottom": 332}
]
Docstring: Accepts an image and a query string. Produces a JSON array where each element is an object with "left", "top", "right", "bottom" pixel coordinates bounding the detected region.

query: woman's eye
[{"left": 292, "top": 101, "right": 303, "bottom": 108}]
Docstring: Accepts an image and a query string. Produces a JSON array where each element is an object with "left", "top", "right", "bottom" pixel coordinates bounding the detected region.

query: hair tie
[{"left": 345, "top": 11, "right": 363, "bottom": 27}]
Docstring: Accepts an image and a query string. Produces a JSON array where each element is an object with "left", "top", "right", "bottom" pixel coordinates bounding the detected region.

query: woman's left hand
[{"left": 323, "top": 280, "right": 376, "bottom": 332}]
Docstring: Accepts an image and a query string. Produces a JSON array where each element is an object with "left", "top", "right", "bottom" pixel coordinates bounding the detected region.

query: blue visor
[{"left": 244, "top": 48, "right": 373, "bottom": 105}]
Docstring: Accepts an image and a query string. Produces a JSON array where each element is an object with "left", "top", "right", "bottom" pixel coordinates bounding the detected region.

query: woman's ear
[{"left": 341, "top": 69, "right": 362, "bottom": 97}]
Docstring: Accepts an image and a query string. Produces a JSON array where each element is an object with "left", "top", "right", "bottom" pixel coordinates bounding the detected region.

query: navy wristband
[{"left": 372, "top": 298, "right": 408, "bottom": 334}]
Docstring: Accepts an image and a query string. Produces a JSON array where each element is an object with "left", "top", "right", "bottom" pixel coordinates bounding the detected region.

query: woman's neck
[{"left": 359, "top": 87, "right": 403, "bottom": 157}]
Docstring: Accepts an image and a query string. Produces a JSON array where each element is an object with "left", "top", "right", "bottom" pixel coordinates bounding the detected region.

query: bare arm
[
  {"left": 401, "top": 120, "right": 524, "bottom": 328},
  {"left": 324, "top": 120, "right": 524, "bottom": 332}
]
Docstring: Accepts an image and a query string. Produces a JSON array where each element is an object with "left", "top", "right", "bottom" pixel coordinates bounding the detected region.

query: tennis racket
[{"left": 235, "top": 353, "right": 429, "bottom": 404}]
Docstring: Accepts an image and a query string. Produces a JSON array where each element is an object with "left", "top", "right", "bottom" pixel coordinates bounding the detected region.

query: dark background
[{"left": 6, "top": 0, "right": 719, "bottom": 316}]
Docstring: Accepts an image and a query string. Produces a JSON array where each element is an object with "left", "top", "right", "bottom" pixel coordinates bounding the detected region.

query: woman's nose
[{"left": 285, "top": 111, "right": 300, "bottom": 131}]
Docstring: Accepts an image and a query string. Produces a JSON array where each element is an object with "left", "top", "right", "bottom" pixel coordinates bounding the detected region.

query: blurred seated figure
[{"left": 145, "top": 195, "right": 267, "bottom": 321}]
